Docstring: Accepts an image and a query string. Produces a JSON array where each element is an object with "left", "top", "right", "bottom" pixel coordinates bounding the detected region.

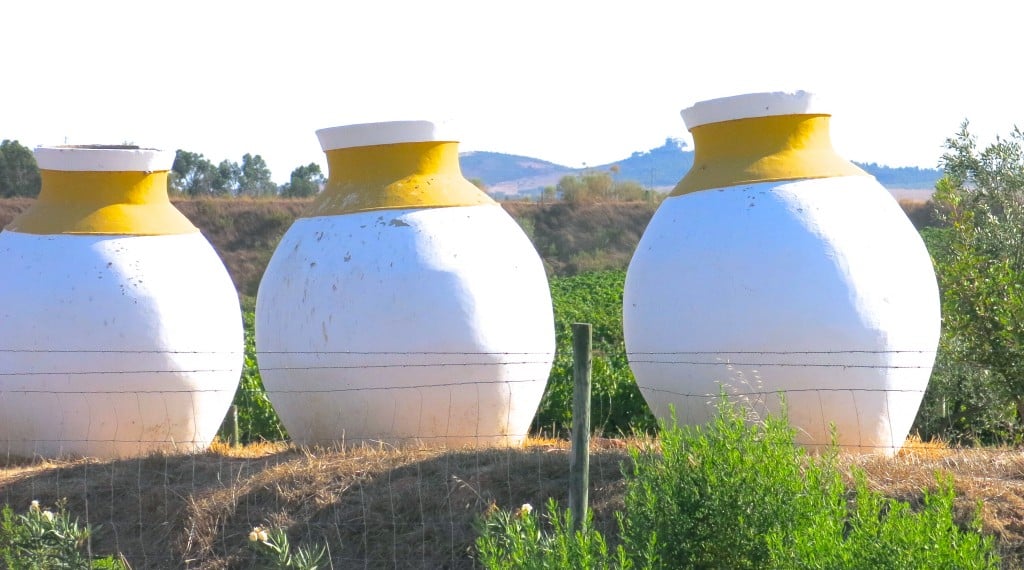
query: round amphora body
[
  {"left": 623, "top": 92, "right": 940, "bottom": 455},
  {"left": 256, "top": 121, "right": 555, "bottom": 448},
  {"left": 0, "top": 146, "right": 243, "bottom": 459}
]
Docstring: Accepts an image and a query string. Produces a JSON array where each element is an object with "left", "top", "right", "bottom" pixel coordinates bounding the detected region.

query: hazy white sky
[{"left": 2, "top": 1, "right": 1019, "bottom": 182}]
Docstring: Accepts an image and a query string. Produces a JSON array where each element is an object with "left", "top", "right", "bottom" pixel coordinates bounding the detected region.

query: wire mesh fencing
[{"left": 0, "top": 346, "right": 1018, "bottom": 568}]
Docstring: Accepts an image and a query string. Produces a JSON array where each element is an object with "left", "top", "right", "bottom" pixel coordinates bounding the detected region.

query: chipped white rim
[
  {"left": 34, "top": 146, "right": 175, "bottom": 172},
  {"left": 680, "top": 91, "right": 828, "bottom": 130},
  {"left": 315, "top": 120, "right": 457, "bottom": 151}
]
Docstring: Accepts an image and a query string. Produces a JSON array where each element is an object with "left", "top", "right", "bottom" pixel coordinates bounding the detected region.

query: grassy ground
[{"left": 1, "top": 438, "right": 1022, "bottom": 569}]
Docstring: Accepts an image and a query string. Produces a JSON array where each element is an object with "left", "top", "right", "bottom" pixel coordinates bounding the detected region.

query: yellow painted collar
[
  {"left": 307, "top": 141, "right": 494, "bottom": 217},
  {"left": 6, "top": 170, "right": 197, "bottom": 235},
  {"left": 672, "top": 114, "right": 868, "bottom": 196}
]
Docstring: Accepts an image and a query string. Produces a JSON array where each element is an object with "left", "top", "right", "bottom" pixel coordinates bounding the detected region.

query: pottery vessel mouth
[
  {"left": 681, "top": 90, "right": 829, "bottom": 130},
  {"left": 315, "top": 120, "right": 457, "bottom": 152},
  {"left": 34, "top": 145, "right": 175, "bottom": 172}
]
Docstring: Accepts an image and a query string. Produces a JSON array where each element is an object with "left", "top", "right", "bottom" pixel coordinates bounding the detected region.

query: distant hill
[
  {"left": 460, "top": 152, "right": 575, "bottom": 198},
  {"left": 461, "top": 139, "right": 942, "bottom": 196}
]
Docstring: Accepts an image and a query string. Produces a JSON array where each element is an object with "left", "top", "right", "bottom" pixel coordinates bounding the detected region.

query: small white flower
[
  {"left": 42, "top": 510, "right": 54, "bottom": 522},
  {"left": 29, "top": 500, "right": 40, "bottom": 512},
  {"left": 257, "top": 529, "right": 270, "bottom": 542},
  {"left": 517, "top": 503, "right": 533, "bottom": 518},
  {"left": 248, "top": 529, "right": 260, "bottom": 542}
]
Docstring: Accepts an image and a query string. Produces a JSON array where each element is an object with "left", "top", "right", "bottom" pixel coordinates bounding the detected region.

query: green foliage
[
  {"left": 476, "top": 499, "right": 648, "bottom": 570},
  {"left": 238, "top": 153, "right": 278, "bottom": 197},
  {"left": 619, "top": 400, "right": 821, "bottom": 568},
  {"left": 247, "top": 525, "right": 328, "bottom": 570},
  {"left": 767, "top": 472, "right": 997, "bottom": 569},
  {"left": 280, "top": 163, "right": 325, "bottom": 198},
  {"left": 556, "top": 170, "right": 662, "bottom": 204},
  {"left": 0, "top": 500, "right": 127, "bottom": 569},
  {"left": 171, "top": 150, "right": 216, "bottom": 196},
  {"left": 214, "top": 159, "right": 242, "bottom": 194},
  {"left": 914, "top": 342, "right": 1016, "bottom": 444},
  {"left": 221, "top": 299, "right": 287, "bottom": 443},
  {"left": 537, "top": 270, "right": 655, "bottom": 436},
  {"left": 480, "top": 398, "right": 997, "bottom": 569},
  {"left": 918, "top": 121, "right": 1024, "bottom": 440},
  {"left": 0, "top": 140, "right": 41, "bottom": 198}
]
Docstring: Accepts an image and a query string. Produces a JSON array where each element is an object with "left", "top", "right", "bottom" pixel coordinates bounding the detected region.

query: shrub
[
  {"left": 619, "top": 398, "right": 821, "bottom": 568},
  {"left": 0, "top": 500, "right": 127, "bottom": 569},
  {"left": 476, "top": 499, "right": 649, "bottom": 570},
  {"left": 621, "top": 398, "right": 998, "bottom": 568},
  {"left": 479, "top": 397, "right": 999, "bottom": 569},
  {"left": 246, "top": 525, "right": 327, "bottom": 570},
  {"left": 914, "top": 350, "right": 1016, "bottom": 445},
  {"left": 767, "top": 472, "right": 997, "bottom": 569}
]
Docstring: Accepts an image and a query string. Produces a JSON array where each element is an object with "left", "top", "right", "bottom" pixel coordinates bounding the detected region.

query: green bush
[
  {"left": 0, "top": 500, "right": 127, "bottom": 569},
  {"left": 914, "top": 349, "right": 1016, "bottom": 445},
  {"left": 476, "top": 499, "right": 650, "bottom": 570},
  {"left": 768, "top": 472, "right": 996, "bottom": 569},
  {"left": 478, "top": 397, "right": 999, "bottom": 569},
  {"left": 619, "top": 399, "right": 824, "bottom": 568},
  {"left": 246, "top": 525, "right": 327, "bottom": 569},
  {"left": 915, "top": 224, "right": 1021, "bottom": 444}
]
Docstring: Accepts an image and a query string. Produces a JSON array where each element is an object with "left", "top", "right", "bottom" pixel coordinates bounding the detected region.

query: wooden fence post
[
  {"left": 230, "top": 405, "right": 240, "bottom": 448},
  {"left": 570, "top": 322, "right": 592, "bottom": 531}
]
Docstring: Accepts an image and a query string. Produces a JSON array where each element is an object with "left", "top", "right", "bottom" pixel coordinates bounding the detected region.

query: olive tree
[
  {"left": 920, "top": 122, "right": 1024, "bottom": 440},
  {"left": 0, "top": 139, "right": 41, "bottom": 198}
]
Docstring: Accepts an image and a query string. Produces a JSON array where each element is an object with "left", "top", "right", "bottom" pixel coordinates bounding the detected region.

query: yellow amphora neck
[
  {"left": 672, "top": 114, "right": 868, "bottom": 196},
  {"left": 308, "top": 141, "right": 494, "bottom": 217},
  {"left": 7, "top": 170, "right": 197, "bottom": 235}
]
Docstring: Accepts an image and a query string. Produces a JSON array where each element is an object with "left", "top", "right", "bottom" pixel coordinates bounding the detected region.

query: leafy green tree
[
  {"left": 279, "top": 163, "right": 324, "bottom": 198},
  {"left": 212, "top": 159, "right": 240, "bottom": 195},
  {"left": 540, "top": 186, "right": 556, "bottom": 203},
  {"left": 0, "top": 140, "right": 41, "bottom": 198},
  {"left": 237, "top": 153, "right": 277, "bottom": 197},
  {"left": 926, "top": 121, "right": 1024, "bottom": 433},
  {"left": 170, "top": 150, "right": 217, "bottom": 197},
  {"left": 555, "top": 170, "right": 652, "bottom": 204}
]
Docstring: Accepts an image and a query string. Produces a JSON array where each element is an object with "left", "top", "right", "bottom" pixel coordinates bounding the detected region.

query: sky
[{"left": 2, "top": 1, "right": 1020, "bottom": 183}]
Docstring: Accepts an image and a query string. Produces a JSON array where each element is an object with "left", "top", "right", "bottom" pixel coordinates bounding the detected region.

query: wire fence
[{"left": 0, "top": 345, "right": 1017, "bottom": 568}]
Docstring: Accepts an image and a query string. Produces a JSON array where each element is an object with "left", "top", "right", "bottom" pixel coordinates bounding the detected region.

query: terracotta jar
[
  {"left": 0, "top": 145, "right": 243, "bottom": 459},
  {"left": 256, "top": 121, "right": 554, "bottom": 448},
  {"left": 623, "top": 92, "right": 940, "bottom": 455}
]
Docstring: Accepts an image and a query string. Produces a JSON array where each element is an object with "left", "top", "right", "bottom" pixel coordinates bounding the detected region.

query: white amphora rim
[
  {"left": 34, "top": 145, "right": 175, "bottom": 172},
  {"left": 680, "top": 91, "right": 829, "bottom": 130},
  {"left": 315, "top": 120, "right": 458, "bottom": 152}
]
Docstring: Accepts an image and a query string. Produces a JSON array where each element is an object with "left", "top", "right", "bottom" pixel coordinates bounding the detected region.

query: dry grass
[
  {"left": 852, "top": 441, "right": 1024, "bottom": 567},
  {"left": 2, "top": 438, "right": 1023, "bottom": 568},
  {"left": 0, "top": 439, "right": 628, "bottom": 569}
]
